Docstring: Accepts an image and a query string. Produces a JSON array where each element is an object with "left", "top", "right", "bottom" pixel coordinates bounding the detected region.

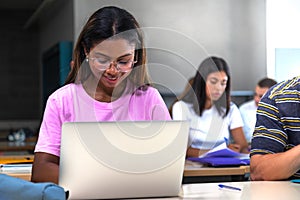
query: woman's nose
[{"left": 105, "top": 62, "right": 119, "bottom": 74}]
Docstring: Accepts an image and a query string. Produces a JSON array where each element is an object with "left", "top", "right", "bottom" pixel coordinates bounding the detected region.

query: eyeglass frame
[{"left": 87, "top": 55, "right": 138, "bottom": 73}]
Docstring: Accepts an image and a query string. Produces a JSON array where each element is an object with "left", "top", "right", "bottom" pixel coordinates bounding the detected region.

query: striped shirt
[{"left": 250, "top": 76, "right": 300, "bottom": 178}]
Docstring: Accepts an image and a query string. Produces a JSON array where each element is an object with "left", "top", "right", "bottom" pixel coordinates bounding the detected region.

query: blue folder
[
  {"left": 187, "top": 143, "right": 250, "bottom": 167},
  {"left": 188, "top": 156, "right": 250, "bottom": 167}
]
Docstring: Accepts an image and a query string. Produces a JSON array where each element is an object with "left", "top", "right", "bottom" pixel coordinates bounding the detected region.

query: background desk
[
  {"left": 0, "top": 141, "right": 36, "bottom": 154},
  {"left": 0, "top": 155, "right": 33, "bottom": 181},
  {"left": 3, "top": 173, "right": 31, "bottom": 181},
  {"left": 2, "top": 159, "right": 250, "bottom": 184},
  {"left": 183, "top": 160, "right": 250, "bottom": 183}
]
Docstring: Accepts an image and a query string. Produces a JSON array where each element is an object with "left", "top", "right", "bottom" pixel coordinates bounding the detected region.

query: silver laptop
[{"left": 59, "top": 120, "right": 189, "bottom": 199}]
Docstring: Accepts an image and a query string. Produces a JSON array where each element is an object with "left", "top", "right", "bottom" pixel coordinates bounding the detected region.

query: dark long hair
[
  {"left": 182, "top": 56, "right": 231, "bottom": 117},
  {"left": 64, "top": 6, "right": 150, "bottom": 88}
]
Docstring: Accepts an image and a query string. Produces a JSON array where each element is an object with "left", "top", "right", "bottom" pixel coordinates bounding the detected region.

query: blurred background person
[
  {"left": 172, "top": 56, "right": 248, "bottom": 157},
  {"left": 239, "top": 77, "right": 277, "bottom": 143}
]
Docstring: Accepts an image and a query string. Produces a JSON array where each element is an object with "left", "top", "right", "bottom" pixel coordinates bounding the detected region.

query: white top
[
  {"left": 239, "top": 100, "right": 257, "bottom": 143},
  {"left": 172, "top": 101, "right": 243, "bottom": 149}
]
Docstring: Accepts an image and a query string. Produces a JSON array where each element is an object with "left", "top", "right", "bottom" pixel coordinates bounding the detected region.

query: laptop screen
[{"left": 59, "top": 120, "right": 189, "bottom": 199}]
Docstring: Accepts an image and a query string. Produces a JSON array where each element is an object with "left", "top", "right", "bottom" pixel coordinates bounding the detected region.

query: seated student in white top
[
  {"left": 239, "top": 77, "right": 277, "bottom": 143},
  {"left": 172, "top": 56, "right": 249, "bottom": 157}
]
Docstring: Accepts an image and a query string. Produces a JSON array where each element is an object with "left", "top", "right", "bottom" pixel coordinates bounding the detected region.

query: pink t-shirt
[{"left": 35, "top": 82, "right": 171, "bottom": 157}]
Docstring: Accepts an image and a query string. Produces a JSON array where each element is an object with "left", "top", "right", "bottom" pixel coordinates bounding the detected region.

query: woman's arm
[
  {"left": 250, "top": 145, "right": 300, "bottom": 180},
  {"left": 31, "top": 152, "right": 60, "bottom": 184},
  {"left": 230, "top": 127, "right": 249, "bottom": 153}
]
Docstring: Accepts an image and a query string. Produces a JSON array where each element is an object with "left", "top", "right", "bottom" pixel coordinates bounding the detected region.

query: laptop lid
[{"left": 59, "top": 120, "right": 189, "bottom": 199}]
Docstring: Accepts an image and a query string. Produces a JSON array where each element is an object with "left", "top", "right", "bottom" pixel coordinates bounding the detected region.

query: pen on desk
[
  {"left": 218, "top": 184, "right": 241, "bottom": 191},
  {"left": 224, "top": 137, "right": 229, "bottom": 145}
]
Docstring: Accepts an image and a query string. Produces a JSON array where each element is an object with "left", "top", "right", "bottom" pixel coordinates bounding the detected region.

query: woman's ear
[{"left": 84, "top": 47, "right": 88, "bottom": 57}]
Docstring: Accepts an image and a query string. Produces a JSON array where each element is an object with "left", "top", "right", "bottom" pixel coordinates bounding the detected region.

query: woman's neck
[{"left": 204, "top": 99, "right": 213, "bottom": 109}]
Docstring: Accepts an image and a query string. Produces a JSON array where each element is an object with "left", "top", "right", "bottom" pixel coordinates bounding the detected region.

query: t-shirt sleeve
[
  {"left": 229, "top": 103, "right": 244, "bottom": 130},
  {"left": 172, "top": 101, "right": 186, "bottom": 120},
  {"left": 148, "top": 88, "right": 172, "bottom": 120},
  {"left": 239, "top": 103, "right": 246, "bottom": 119},
  {"left": 34, "top": 94, "right": 63, "bottom": 157}
]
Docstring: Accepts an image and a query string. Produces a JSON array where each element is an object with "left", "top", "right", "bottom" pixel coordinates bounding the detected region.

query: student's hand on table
[
  {"left": 227, "top": 144, "right": 241, "bottom": 152},
  {"left": 186, "top": 147, "right": 210, "bottom": 157}
]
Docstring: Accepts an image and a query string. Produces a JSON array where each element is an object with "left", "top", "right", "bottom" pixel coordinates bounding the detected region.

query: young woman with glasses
[{"left": 31, "top": 6, "right": 171, "bottom": 184}]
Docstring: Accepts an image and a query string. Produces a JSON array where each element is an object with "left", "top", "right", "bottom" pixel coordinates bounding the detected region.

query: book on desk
[{"left": 0, "top": 163, "right": 32, "bottom": 173}]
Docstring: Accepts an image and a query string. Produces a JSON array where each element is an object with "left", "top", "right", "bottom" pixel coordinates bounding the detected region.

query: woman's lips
[
  {"left": 211, "top": 92, "right": 222, "bottom": 99},
  {"left": 104, "top": 75, "right": 119, "bottom": 84}
]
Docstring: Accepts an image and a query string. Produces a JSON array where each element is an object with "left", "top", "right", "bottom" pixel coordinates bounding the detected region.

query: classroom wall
[
  {"left": 74, "top": 0, "right": 266, "bottom": 95},
  {"left": 0, "top": 10, "right": 40, "bottom": 129},
  {"left": 0, "top": 0, "right": 74, "bottom": 129},
  {"left": 38, "top": 0, "right": 74, "bottom": 54},
  {"left": 266, "top": 0, "right": 300, "bottom": 81},
  {"left": 0, "top": 0, "right": 266, "bottom": 129}
]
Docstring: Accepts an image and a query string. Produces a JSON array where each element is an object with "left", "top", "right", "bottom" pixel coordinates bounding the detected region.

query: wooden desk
[
  {"left": 4, "top": 173, "right": 31, "bottom": 181},
  {"left": 183, "top": 160, "right": 250, "bottom": 183},
  {"left": 0, "top": 155, "right": 33, "bottom": 181},
  {"left": 0, "top": 135, "right": 37, "bottom": 153},
  {"left": 0, "top": 141, "right": 36, "bottom": 152},
  {"left": 0, "top": 155, "right": 34, "bottom": 163},
  {"left": 3, "top": 159, "right": 250, "bottom": 184}
]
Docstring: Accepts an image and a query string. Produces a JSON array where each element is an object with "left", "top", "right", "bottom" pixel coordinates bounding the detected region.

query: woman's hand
[
  {"left": 230, "top": 127, "right": 250, "bottom": 153},
  {"left": 186, "top": 147, "right": 210, "bottom": 157},
  {"left": 227, "top": 143, "right": 241, "bottom": 152}
]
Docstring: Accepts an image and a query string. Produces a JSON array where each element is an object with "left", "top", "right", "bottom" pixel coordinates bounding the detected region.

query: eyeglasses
[{"left": 88, "top": 57, "right": 137, "bottom": 72}]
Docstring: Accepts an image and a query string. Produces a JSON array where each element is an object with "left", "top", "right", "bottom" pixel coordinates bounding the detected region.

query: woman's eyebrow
[
  {"left": 117, "top": 53, "right": 134, "bottom": 59},
  {"left": 92, "top": 52, "right": 110, "bottom": 59},
  {"left": 209, "top": 77, "right": 218, "bottom": 81},
  {"left": 209, "top": 77, "right": 228, "bottom": 82}
]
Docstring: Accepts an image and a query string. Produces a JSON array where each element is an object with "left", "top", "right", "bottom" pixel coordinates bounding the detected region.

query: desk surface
[
  {"left": 0, "top": 178, "right": 298, "bottom": 200},
  {"left": 3, "top": 165, "right": 299, "bottom": 199},
  {"left": 183, "top": 160, "right": 250, "bottom": 183},
  {"left": 184, "top": 160, "right": 250, "bottom": 177},
  {"left": 164, "top": 181, "right": 300, "bottom": 200},
  {"left": 2, "top": 159, "right": 250, "bottom": 183}
]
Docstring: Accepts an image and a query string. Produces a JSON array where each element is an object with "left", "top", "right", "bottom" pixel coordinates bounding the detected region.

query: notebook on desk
[
  {"left": 58, "top": 120, "right": 189, "bottom": 199},
  {"left": 187, "top": 142, "right": 250, "bottom": 167}
]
